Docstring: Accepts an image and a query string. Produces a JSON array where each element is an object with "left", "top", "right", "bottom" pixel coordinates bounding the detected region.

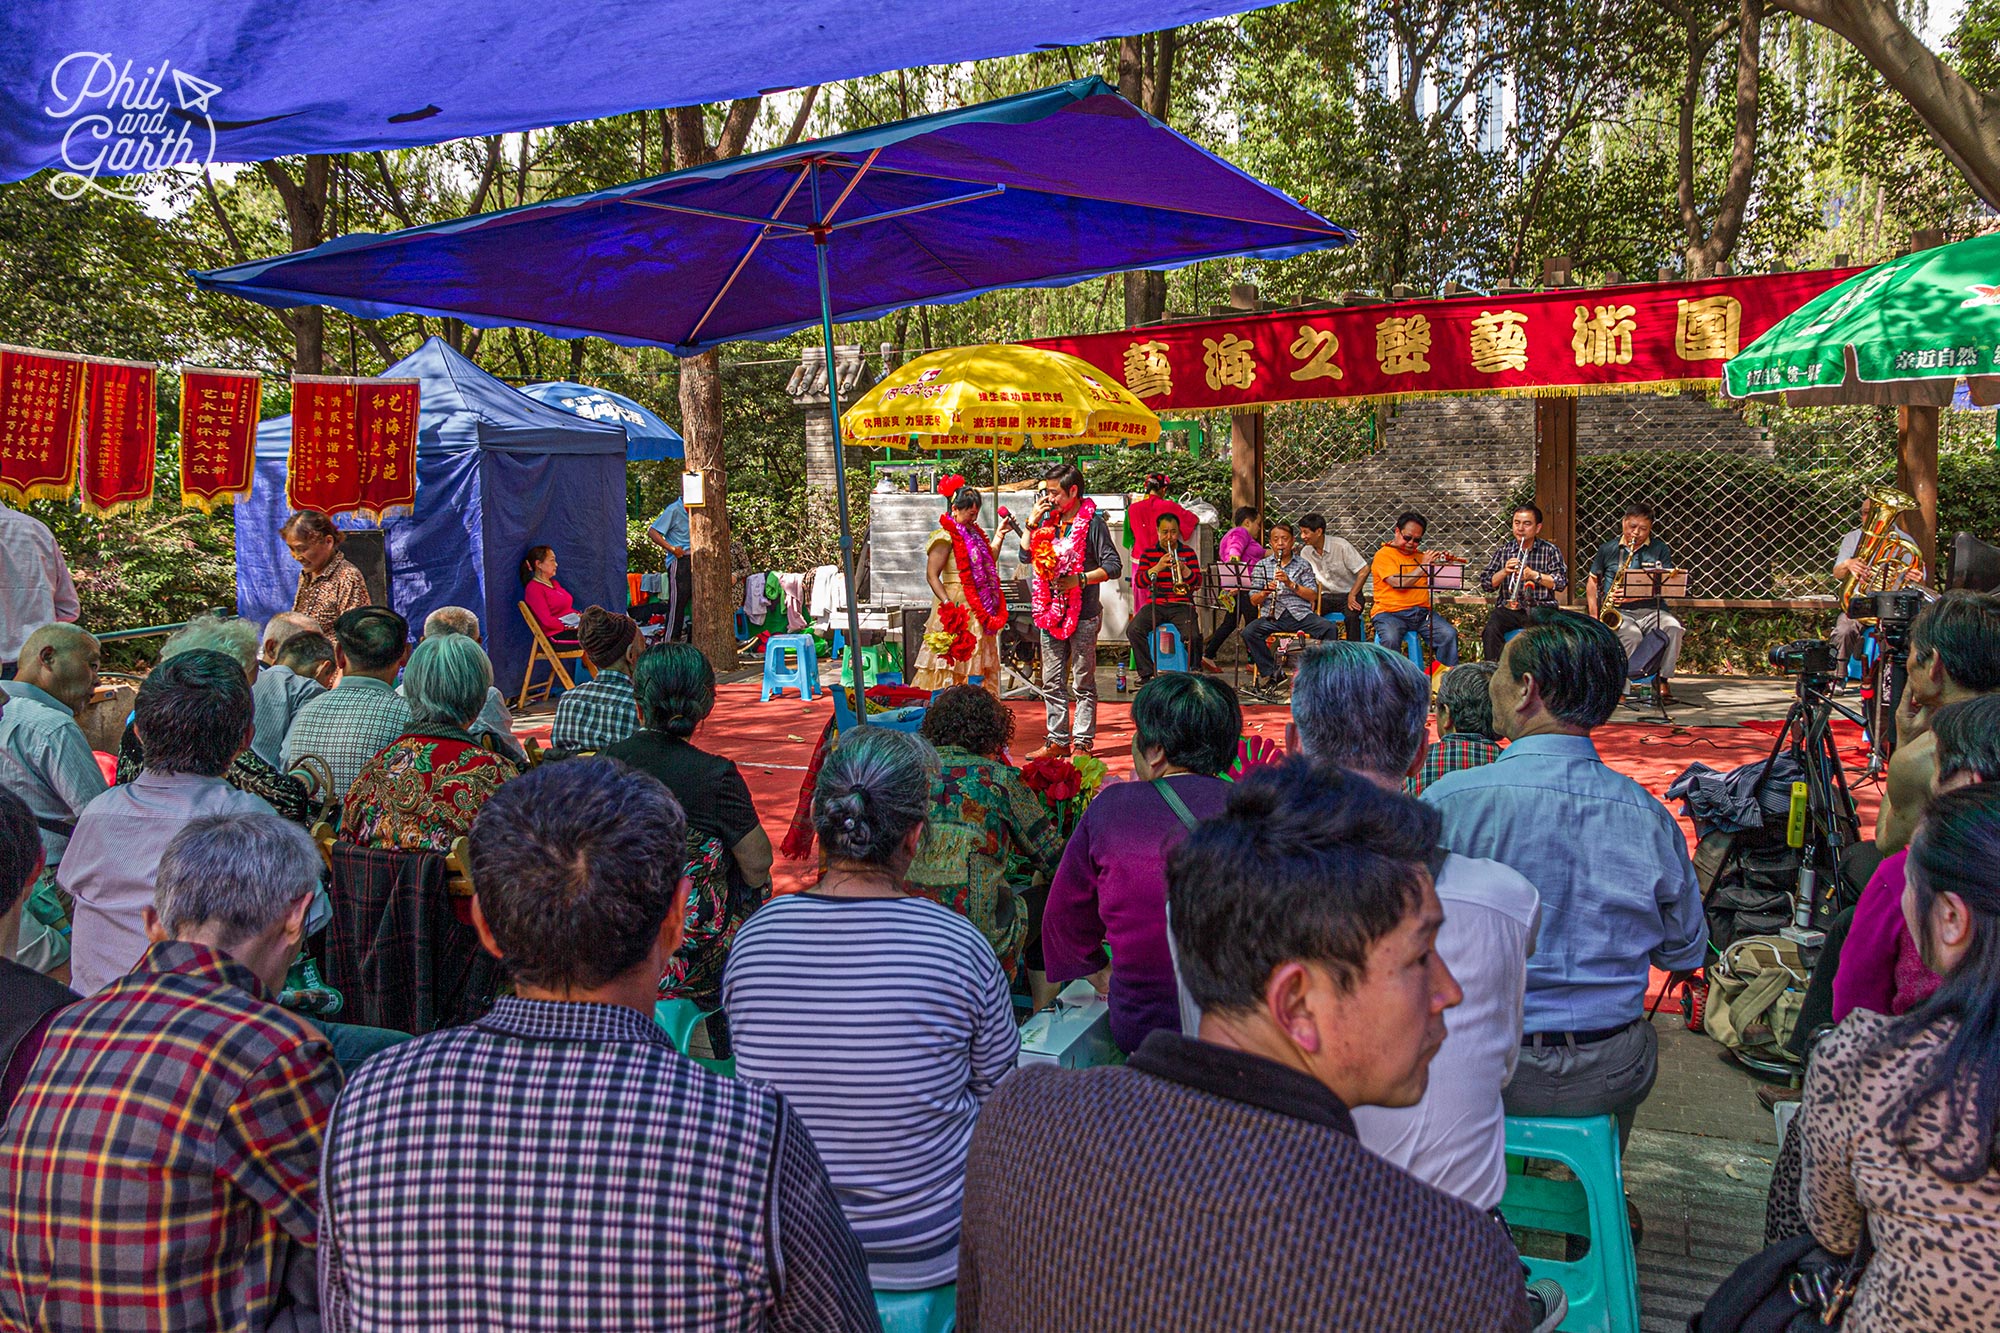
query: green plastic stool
[
  {"left": 840, "top": 642, "right": 904, "bottom": 687},
  {"left": 1500, "top": 1115, "right": 1639, "bottom": 1333},
  {"left": 874, "top": 1285, "right": 956, "bottom": 1333},
  {"left": 652, "top": 998, "right": 737, "bottom": 1078}
]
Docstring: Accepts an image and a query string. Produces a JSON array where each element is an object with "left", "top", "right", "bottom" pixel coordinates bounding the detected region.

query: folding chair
[{"left": 516, "top": 602, "right": 588, "bottom": 710}]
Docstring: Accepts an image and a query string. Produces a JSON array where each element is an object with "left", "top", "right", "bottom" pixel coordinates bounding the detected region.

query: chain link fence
[{"left": 1257, "top": 390, "right": 1994, "bottom": 601}]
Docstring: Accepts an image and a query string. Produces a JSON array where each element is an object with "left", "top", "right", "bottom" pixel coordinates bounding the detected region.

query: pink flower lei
[
  {"left": 1029, "top": 497, "right": 1096, "bottom": 640},
  {"left": 939, "top": 513, "right": 1007, "bottom": 634}
]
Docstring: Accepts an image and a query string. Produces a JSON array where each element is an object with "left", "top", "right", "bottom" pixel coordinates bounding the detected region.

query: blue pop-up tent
[
  {"left": 238, "top": 337, "right": 627, "bottom": 692},
  {"left": 521, "top": 381, "right": 684, "bottom": 459}
]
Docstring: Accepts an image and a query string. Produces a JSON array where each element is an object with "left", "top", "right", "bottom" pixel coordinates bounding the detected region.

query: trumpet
[
  {"left": 1170, "top": 545, "right": 1189, "bottom": 596},
  {"left": 1502, "top": 539, "right": 1531, "bottom": 610}
]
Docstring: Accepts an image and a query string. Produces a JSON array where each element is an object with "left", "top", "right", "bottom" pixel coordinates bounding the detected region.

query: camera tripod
[{"left": 1754, "top": 666, "right": 1865, "bottom": 949}]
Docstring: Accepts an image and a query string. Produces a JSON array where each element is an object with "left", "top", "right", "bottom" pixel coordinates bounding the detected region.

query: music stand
[
  {"left": 1615, "top": 566, "right": 1689, "bottom": 721},
  {"left": 1399, "top": 558, "right": 1464, "bottom": 669}
]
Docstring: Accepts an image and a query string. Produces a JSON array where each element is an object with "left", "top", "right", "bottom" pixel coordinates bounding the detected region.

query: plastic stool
[
  {"left": 1373, "top": 627, "right": 1427, "bottom": 669},
  {"left": 652, "top": 998, "right": 736, "bottom": 1078},
  {"left": 1154, "top": 623, "right": 1191, "bottom": 674},
  {"left": 734, "top": 610, "right": 752, "bottom": 641},
  {"left": 1500, "top": 1114, "right": 1640, "bottom": 1333},
  {"left": 874, "top": 1285, "right": 956, "bottom": 1333},
  {"left": 841, "top": 642, "right": 904, "bottom": 688},
  {"left": 761, "top": 634, "right": 820, "bottom": 702},
  {"left": 831, "top": 685, "right": 926, "bottom": 736}
]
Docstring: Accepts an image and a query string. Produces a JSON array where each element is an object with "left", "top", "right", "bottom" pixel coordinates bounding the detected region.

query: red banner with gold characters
[
  {"left": 78, "top": 358, "right": 158, "bottom": 516},
  {"left": 0, "top": 345, "right": 86, "bottom": 504},
  {"left": 287, "top": 376, "right": 420, "bottom": 521},
  {"left": 179, "top": 368, "right": 262, "bottom": 513},
  {"left": 1025, "top": 269, "right": 1865, "bottom": 411}
]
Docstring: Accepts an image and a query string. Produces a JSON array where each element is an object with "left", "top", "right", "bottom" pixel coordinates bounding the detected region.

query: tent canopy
[
  {"left": 238, "top": 337, "right": 627, "bottom": 692},
  {"left": 191, "top": 79, "right": 1350, "bottom": 354},
  {"left": 521, "top": 381, "right": 684, "bottom": 459},
  {"left": 2, "top": 1, "right": 1271, "bottom": 181}
]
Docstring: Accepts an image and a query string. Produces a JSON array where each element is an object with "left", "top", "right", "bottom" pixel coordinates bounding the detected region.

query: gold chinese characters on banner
[
  {"left": 0, "top": 345, "right": 86, "bottom": 504},
  {"left": 79, "top": 357, "right": 158, "bottom": 516},
  {"left": 179, "top": 368, "right": 262, "bottom": 512},
  {"left": 288, "top": 376, "right": 420, "bottom": 522},
  {"left": 1028, "top": 268, "right": 1864, "bottom": 410}
]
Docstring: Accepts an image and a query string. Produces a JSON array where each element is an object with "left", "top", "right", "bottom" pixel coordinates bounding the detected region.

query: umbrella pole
[{"left": 810, "top": 162, "right": 870, "bottom": 729}]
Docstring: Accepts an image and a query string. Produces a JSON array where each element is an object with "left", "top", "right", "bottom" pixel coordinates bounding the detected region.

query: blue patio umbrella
[
  {"left": 192, "top": 78, "right": 1350, "bottom": 716},
  {"left": 521, "top": 381, "right": 684, "bottom": 460}
]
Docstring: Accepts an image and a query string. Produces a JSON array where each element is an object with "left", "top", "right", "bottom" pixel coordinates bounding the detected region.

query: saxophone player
[
  {"left": 1478, "top": 503, "right": 1567, "bottom": 662},
  {"left": 1586, "top": 502, "right": 1683, "bottom": 700}
]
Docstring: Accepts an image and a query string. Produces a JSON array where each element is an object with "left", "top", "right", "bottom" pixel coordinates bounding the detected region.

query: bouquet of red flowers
[
  {"left": 924, "top": 602, "right": 976, "bottom": 664},
  {"left": 1020, "top": 751, "right": 1108, "bottom": 835}
]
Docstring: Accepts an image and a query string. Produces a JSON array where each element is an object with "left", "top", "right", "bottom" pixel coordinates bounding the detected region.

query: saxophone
[{"left": 1601, "top": 544, "right": 1635, "bottom": 630}]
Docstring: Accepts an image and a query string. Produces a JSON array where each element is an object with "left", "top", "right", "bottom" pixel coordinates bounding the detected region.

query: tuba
[{"left": 1839, "top": 486, "right": 1926, "bottom": 608}]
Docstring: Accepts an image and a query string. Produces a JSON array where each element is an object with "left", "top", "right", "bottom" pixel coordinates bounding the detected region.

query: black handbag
[{"left": 1689, "top": 1226, "right": 1873, "bottom": 1332}]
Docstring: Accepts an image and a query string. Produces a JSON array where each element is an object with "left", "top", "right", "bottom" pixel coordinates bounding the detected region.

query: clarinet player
[{"left": 1479, "top": 503, "right": 1568, "bottom": 662}]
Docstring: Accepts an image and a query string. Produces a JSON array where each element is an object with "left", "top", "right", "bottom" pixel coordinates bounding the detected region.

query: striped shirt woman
[{"left": 724, "top": 893, "right": 1016, "bottom": 1290}]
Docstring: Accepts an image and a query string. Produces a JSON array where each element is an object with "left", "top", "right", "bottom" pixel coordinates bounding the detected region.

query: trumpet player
[
  {"left": 1479, "top": 503, "right": 1568, "bottom": 662},
  {"left": 1586, "top": 502, "right": 1683, "bottom": 699},
  {"left": 1126, "top": 510, "right": 1203, "bottom": 683}
]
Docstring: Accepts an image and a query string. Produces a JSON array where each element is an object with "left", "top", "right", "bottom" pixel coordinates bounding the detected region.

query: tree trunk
[
  {"left": 259, "top": 155, "right": 332, "bottom": 373},
  {"left": 1768, "top": 0, "right": 2000, "bottom": 211},
  {"left": 1117, "top": 31, "right": 1176, "bottom": 327},
  {"left": 679, "top": 350, "right": 736, "bottom": 670},
  {"left": 1677, "top": 0, "right": 1761, "bottom": 278},
  {"left": 669, "top": 100, "right": 762, "bottom": 673}
]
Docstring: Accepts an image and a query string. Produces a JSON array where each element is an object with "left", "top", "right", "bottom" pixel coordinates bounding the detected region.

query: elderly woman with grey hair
[
  {"left": 340, "top": 633, "right": 518, "bottom": 852},
  {"left": 724, "top": 726, "right": 1016, "bottom": 1294},
  {"left": 115, "top": 613, "right": 314, "bottom": 824}
]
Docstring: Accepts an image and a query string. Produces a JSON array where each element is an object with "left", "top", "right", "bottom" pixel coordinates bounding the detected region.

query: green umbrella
[{"left": 1725, "top": 232, "right": 2000, "bottom": 402}]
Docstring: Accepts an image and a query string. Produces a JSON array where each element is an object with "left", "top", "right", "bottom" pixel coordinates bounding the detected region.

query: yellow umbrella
[{"left": 842, "top": 343, "right": 1160, "bottom": 502}]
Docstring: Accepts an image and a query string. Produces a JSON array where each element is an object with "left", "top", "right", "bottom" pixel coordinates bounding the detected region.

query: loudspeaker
[
  {"left": 342, "top": 529, "right": 390, "bottom": 606},
  {"left": 1949, "top": 531, "right": 2000, "bottom": 593}
]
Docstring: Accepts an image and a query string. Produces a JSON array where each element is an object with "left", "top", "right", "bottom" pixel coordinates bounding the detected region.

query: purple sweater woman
[{"left": 1041, "top": 673, "right": 1243, "bottom": 1053}]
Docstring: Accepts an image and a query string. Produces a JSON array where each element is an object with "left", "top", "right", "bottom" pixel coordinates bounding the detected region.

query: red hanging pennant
[
  {"left": 178, "top": 368, "right": 262, "bottom": 513},
  {"left": 356, "top": 380, "right": 419, "bottom": 520},
  {"left": 0, "top": 345, "right": 85, "bottom": 505},
  {"left": 287, "top": 376, "right": 419, "bottom": 521},
  {"left": 79, "top": 357, "right": 158, "bottom": 517}
]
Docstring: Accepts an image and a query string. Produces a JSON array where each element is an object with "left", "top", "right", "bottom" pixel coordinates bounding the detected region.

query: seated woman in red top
[
  {"left": 1041, "top": 671, "right": 1243, "bottom": 1053},
  {"left": 520, "top": 545, "right": 579, "bottom": 646}
]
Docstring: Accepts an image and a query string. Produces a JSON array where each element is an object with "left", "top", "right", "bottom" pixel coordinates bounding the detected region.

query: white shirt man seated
[{"left": 1289, "top": 640, "right": 1540, "bottom": 1209}]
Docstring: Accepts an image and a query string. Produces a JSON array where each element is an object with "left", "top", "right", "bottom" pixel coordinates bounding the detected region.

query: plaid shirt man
[
  {"left": 1406, "top": 733, "right": 1503, "bottom": 796},
  {"left": 0, "top": 940, "right": 340, "bottom": 1333},
  {"left": 281, "top": 675, "right": 411, "bottom": 805},
  {"left": 319, "top": 995, "right": 876, "bottom": 1332},
  {"left": 1479, "top": 538, "right": 1568, "bottom": 609},
  {"left": 550, "top": 667, "right": 639, "bottom": 753}
]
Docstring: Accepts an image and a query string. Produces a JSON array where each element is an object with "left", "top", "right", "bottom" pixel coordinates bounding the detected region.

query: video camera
[{"left": 1767, "top": 638, "right": 1836, "bottom": 677}]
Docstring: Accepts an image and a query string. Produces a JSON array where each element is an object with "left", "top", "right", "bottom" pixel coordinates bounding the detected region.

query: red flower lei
[
  {"left": 1029, "top": 497, "right": 1096, "bottom": 640},
  {"left": 940, "top": 514, "right": 1008, "bottom": 635}
]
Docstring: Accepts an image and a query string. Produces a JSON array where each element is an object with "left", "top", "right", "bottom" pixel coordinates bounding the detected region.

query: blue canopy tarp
[
  {"left": 190, "top": 79, "right": 1350, "bottom": 353},
  {"left": 239, "top": 337, "right": 627, "bottom": 692},
  {"left": 521, "top": 381, "right": 683, "bottom": 459},
  {"left": 2, "top": 2, "right": 1273, "bottom": 181}
]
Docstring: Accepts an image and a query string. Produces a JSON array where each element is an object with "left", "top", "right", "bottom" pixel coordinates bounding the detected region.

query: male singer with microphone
[{"left": 1479, "top": 504, "right": 1569, "bottom": 662}]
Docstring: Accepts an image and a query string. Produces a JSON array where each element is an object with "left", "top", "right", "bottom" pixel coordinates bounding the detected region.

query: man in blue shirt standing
[
  {"left": 646, "top": 496, "right": 692, "bottom": 642},
  {"left": 1423, "top": 609, "right": 1706, "bottom": 1149}
]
